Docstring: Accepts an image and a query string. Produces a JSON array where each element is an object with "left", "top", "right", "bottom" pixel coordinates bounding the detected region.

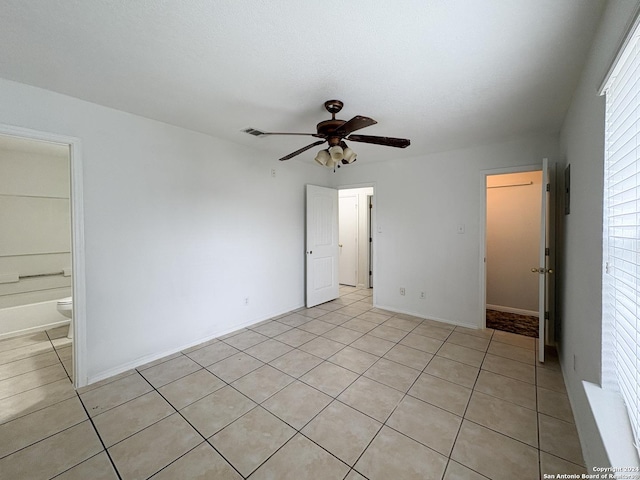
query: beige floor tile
[
  {"left": 356, "top": 311, "right": 392, "bottom": 324},
  {"left": 278, "top": 313, "right": 312, "bottom": 327},
  {"left": 269, "top": 348, "right": 323, "bottom": 378},
  {"left": 302, "top": 400, "right": 381, "bottom": 466},
  {"left": 251, "top": 433, "right": 349, "bottom": 480},
  {"left": 443, "top": 460, "right": 490, "bottom": 479},
  {"left": 301, "top": 361, "right": 359, "bottom": 397},
  {"left": 315, "top": 302, "right": 346, "bottom": 313},
  {"left": 454, "top": 326, "right": 494, "bottom": 339},
  {"left": 387, "top": 395, "right": 462, "bottom": 455},
  {"left": 250, "top": 320, "right": 293, "bottom": 338},
  {"left": 338, "top": 376, "right": 404, "bottom": 422},
  {"left": 350, "top": 334, "right": 396, "bottom": 357},
  {"left": 219, "top": 328, "right": 247, "bottom": 340},
  {"left": 538, "top": 413, "right": 585, "bottom": 465},
  {"left": 157, "top": 369, "right": 225, "bottom": 410},
  {"left": 139, "top": 355, "right": 202, "bottom": 388},
  {"left": 0, "top": 351, "right": 60, "bottom": 382},
  {"left": 345, "top": 469, "right": 368, "bottom": 480},
  {"left": 298, "top": 319, "right": 336, "bottom": 335},
  {"left": 342, "top": 318, "right": 378, "bottom": 333},
  {"left": 384, "top": 344, "right": 433, "bottom": 370},
  {"left": 329, "top": 346, "right": 379, "bottom": 374},
  {"left": 76, "top": 369, "right": 137, "bottom": 395},
  {"left": 52, "top": 336, "right": 72, "bottom": 350},
  {"left": 80, "top": 372, "right": 152, "bottom": 417},
  {"left": 136, "top": 352, "right": 182, "bottom": 371},
  {"left": 108, "top": 413, "right": 202, "bottom": 480},
  {"left": 245, "top": 338, "right": 293, "bottom": 363},
  {"left": 474, "top": 370, "right": 536, "bottom": 410},
  {"left": 206, "top": 352, "right": 263, "bottom": 383},
  {"left": 540, "top": 451, "right": 587, "bottom": 477},
  {"left": 150, "top": 442, "right": 241, "bottom": 480},
  {"left": 184, "top": 342, "right": 239, "bottom": 367},
  {"left": 492, "top": 330, "right": 536, "bottom": 350},
  {"left": 181, "top": 338, "right": 219, "bottom": 354},
  {"left": 465, "top": 391, "right": 538, "bottom": 447},
  {"left": 412, "top": 324, "right": 452, "bottom": 341},
  {"left": 437, "top": 343, "right": 485, "bottom": 367},
  {"left": 337, "top": 305, "right": 371, "bottom": 317},
  {"left": 408, "top": 373, "right": 472, "bottom": 416},
  {"left": 425, "top": 356, "right": 479, "bottom": 388},
  {"left": 446, "top": 332, "right": 490, "bottom": 352},
  {"left": 368, "top": 324, "right": 409, "bottom": 342},
  {"left": 536, "top": 367, "right": 567, "bottom": 392},
  {"left": 210, "top": 406, "right": 295, "bottom": 477},
  {"left": 537, "top": 346, "right": 562, "bottom": 371},
  {"left": 274, "top": 328, "right": 317, "bottom": 347},
  {"left": 222, "top": 330, "right": 269, "bottom": 350},
  {"left": 481, "top": 353, "right": 536, "bottom": 384},
  {"left": 451, "top": 420, "right": 539, "bottom": 480},
  {"left": 383, "top": 317, "right": 420, "bottom": 332},
  {"left": 93, "top": 390, "right": 175, "bottom": 447},
  {"left": 0, "top": 378, "right": 75, "bottom": 424},
  {"left": 0, "top": 340, "right": 53, "bottom": 365},
  {"left": 395, "top": 313, "right": 424, "bottom": 323},
  {"left": 363, "top": 357, "right": 420, "bottom": 392},
  {"left": 318, "top": 311, "right": 353, "bottom": 325},
  {"left": 0, "top": 363, "right": 68, "bottom": 400},
  {"left": 322, "top": 325, "right": 364, "bottom": 344},
  {"left": 55, "top": 451, "right": 119, "bottom": 480},
  {"left": 487, "top": 341, "right": 535, "bottom": 365},
  {"left": 355, "top": 425, "right": 447, "bottom": 480},
  {"left": 300, "top": 306, "right": 329, "bottom": 319},
  {"left": 180, "top": 385, "right": 256, "bottom": 438},
  {"left": 0, "top": 331, "right": 48, "bottom": 354},
  {"left": 263, "top": 380, "right": 332, "bottom": 429},
  {"left": 0, "top": 420, "right": 102, "bottom": 480},
  {"left": 299, "top": 336, "right": 345, "bottom": 358},
  {"left": 537, "top": 386, "right": 574, "bottom": 422},
  {"left": 231, "top": 365, "right": 294, "bottom": 403},
  {"left": 422, "top": 318, "right": 456, "bottom": 330},
  {"left": 0, "top": 396, "right": 87, "bottom": 458}
]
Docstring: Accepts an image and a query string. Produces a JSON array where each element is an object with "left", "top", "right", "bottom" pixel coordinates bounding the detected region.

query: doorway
[
  {"left": 0, "top": 124, "right": 85, "bottom": 387},
  {"left": 338, "top": 187, "right": 374, "bottom": 289},
  {"left": 485, "top": 170, "right": 542, "bottom": 337}
]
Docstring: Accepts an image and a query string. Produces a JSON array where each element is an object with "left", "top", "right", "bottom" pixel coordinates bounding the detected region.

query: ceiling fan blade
[
  {"left": 346, "top": 134, "right": 410, "bottom": 148},
  {"left": 335, "top": 116, "right": 377, "bottom": 136},
  {"left": 279, "top": 140, "right": 326, "bottom": 161}
]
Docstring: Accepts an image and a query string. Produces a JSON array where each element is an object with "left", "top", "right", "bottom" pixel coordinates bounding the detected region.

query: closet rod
[{"left": 487, "top": 181, "right": 533, "bottom": 189}]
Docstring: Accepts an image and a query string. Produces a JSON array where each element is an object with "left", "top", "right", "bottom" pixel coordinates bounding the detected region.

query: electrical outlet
[
  {"left": 400, "top": 287, "right": 405, "bottom": 296},
  {"left": 271, "top": 168, "right": 276, "bottom": 178},
  {"left": 244, "top": 297, "right": 249, "bottom": 306},
  {"left": 420, "top": 292, "right": 426, "bottom": 299}
]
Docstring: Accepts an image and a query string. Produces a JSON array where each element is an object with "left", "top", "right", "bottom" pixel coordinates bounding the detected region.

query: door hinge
[
  {"left": 545, "top": 247, "right": 550, "bottom": 256},
  {"left": 546, "top": 183, "right": 550, "bottom": 192},
  {"left": 369, "top": 237, "right": 372, "bottom": 242},
  {"left": 605, "top": 262, "right": 610, "bottom": 274},
  {"left": 369, "top": 270, "right": 372, "bottom": 275},
  {"left": 544, "top": 311, "right": 549, "bottom": 320}
]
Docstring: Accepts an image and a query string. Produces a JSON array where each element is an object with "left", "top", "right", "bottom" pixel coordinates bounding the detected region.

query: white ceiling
[{"left": 0, "top": 0, "right": 606, "bottom": 164}]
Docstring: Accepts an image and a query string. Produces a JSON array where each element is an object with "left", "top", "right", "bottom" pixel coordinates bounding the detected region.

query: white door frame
[
  {"left": 337, "top": 182, "right": 376, "bottom": 302},
  {"left": 0, "top": 123, "right": 86, "bottom": 388},
  {"left": 478, "top": 163, "right": 542, "bottom": 330}
]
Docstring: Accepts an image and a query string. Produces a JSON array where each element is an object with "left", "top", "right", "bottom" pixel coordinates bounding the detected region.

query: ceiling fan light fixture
[
  {"left": 329, "top": 145, "right": 344, "bottom": 162},
  {"left": 342, "top": 147, "right": 357, "bottom": 164},
  {"left": 326, "top": 156, "right": 338, "bottom": 169},
  {"left": 315, "top": 149, "right": 330, "bottom": 166}
]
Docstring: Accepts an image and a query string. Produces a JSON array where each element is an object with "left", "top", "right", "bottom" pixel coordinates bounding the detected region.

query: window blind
[{"left": 602, "top": 19, "right": 640, "bottom": 451}]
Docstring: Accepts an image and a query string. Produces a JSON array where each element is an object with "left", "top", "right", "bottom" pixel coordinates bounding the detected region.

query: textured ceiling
[{"left": 0, "top": 0, "right": 606, "bottom": 164}]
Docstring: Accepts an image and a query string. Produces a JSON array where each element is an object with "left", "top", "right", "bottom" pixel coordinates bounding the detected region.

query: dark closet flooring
[{"left": 486, "top": 309, "right": 539, "bottom": 337}]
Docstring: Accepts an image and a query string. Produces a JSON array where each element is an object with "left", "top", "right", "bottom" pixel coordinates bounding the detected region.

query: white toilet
[{"left": 56, "top": 297, "right": 73, "bottom": 339}]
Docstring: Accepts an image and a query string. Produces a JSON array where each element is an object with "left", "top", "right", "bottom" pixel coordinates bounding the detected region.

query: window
[{"left": 602, "top": 17, "right": 640, "bottom": 452}]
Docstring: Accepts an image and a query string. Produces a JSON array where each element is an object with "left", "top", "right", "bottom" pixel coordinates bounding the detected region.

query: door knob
[
  {"left": 531, "top": 268, "right": 539, "bottom": 273},
  {"left": 339, "top": 244, "right": 343, "bottom": 247}
]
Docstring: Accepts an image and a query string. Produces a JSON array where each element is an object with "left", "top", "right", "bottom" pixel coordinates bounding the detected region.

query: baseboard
[
  {"left": 486, "top": 304, "right": 538, "bottom": 317},
  {"left": 374, "top": 304, "right": 478, "bottom": 330}
]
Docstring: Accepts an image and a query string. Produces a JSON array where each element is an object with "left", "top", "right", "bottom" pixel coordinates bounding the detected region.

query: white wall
[
  {"left": 0, "top": 78, "right": 329, "bottom": 384},
  {"left": 0, "top": 140, "right": 72, "bottom": 310},
  {"left": 333, "top": 133, "right": 559, "bottom": 327},
  {"left": 486, "top": 171, "right": 542, "bottom": 314},
  {"left": 558, "top": 0, "right": 640, "bottom": 470}
]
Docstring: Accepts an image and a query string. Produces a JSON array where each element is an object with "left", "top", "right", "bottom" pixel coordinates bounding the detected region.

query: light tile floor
[{"left": 0, "top": 286, "right": 586, "bottom": 479}]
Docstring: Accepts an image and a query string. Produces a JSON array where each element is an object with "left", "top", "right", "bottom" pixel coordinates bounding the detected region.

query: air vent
[{"left": 242, "top": 127, "right": 267, "bottom": 137}]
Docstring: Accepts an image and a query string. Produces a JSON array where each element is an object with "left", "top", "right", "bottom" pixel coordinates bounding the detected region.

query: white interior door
[
  {"left": 306, "top": 185, "right": 339, "bottom": 307},
  {"left": 339, "top": 195, "right": 358, "bottom": 286},
  {"left": 537, "top": 158, "right": 552, "bottom": 362}
]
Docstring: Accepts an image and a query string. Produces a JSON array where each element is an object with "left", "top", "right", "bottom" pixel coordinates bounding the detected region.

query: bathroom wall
[
  {"left": 486, "top": 170, "right": 542, "bottom": 314},
  {"left": 0, "top": 135, "right": 72, "bottom": 337}
]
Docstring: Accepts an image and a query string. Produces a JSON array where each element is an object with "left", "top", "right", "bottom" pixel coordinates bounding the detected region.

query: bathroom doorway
[
  {"left": 338, "top": 186, "right": 374, "bottom": 290},
  {"left": 0, "top": 124, "right": 85, "bottom": 387}
]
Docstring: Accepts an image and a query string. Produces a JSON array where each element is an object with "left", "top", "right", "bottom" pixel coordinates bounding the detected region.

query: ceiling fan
[{"left": 253, "top": 100, "right": 410, "bottom": 169}]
